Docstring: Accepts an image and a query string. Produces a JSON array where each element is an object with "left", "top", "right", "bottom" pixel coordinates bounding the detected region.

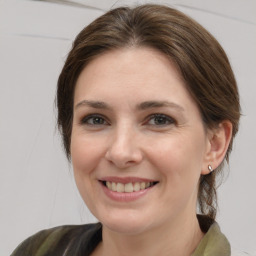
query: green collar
[{"left": 192, "top": 221, "right": 231, "bottom": 256}]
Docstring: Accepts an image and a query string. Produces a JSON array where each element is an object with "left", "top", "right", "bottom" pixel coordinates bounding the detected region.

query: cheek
[
  {"left": 70, "top": 134, "right": 103, "bottom": 209},
  {"left": 151, "top": 135, "right": 205, "bottom": 209},
  {"left": 71, "top": 134, "right": 104, "bottom": 175},
  {"left": 148, "top": 132, "right": 206, "bottom": 182}
]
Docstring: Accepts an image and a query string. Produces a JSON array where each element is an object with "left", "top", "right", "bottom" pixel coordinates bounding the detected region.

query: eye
[
  {"left": 146, "top": 114, "right": 175, "bottom": 126},
  {"left": 80, "top": 114, "right": 109, "bottom": 126}
]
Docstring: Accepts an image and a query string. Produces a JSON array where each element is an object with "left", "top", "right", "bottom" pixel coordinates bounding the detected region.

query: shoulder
[{"left": 11, "top": 223, "right": 102, "bottom": 256}]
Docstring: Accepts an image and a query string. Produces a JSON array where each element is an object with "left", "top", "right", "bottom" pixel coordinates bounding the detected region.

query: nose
[{"left": 105, "top": 126, "right": 143, "bottom": 169}]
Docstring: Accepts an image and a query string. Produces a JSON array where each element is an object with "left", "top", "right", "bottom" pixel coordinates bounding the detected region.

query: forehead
[{"left": 74, "top": 47, "right": 188, "bottom": 98}]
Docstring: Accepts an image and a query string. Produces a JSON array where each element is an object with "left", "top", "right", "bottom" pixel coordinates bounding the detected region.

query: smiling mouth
[{"left": 101, "top": 181, "right": 158, "bottom": 193}]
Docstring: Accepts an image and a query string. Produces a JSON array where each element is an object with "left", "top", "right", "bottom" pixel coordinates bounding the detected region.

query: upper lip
[{"left": 99, "top": 176, "right": 158, "bottom": 183}]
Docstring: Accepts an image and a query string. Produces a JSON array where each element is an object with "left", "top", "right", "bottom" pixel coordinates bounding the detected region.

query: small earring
[{"left": 208, "top": 165, "right": 213, "bottom": 172}]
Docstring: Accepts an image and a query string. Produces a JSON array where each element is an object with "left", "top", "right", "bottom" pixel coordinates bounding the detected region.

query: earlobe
[{"left": 201, "top": 121, "right": 233, "bottom": 175}]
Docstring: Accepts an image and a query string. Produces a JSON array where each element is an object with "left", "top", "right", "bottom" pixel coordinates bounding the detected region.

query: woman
[{"left": 11, "top": 4, "right": 240, "bottom": 256}]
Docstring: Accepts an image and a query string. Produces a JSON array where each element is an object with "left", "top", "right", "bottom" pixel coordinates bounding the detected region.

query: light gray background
[{"left": 0, "top": 0, "right": 255, "bottom": 255}]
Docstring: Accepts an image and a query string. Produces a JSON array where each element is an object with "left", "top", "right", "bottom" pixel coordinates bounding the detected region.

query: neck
[{"left": 94, "top": 214, "right": 204, "bottom": 256}]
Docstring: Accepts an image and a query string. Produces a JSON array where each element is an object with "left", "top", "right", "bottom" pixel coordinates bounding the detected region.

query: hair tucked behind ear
[
  {"left": 57, "top": 4, "right": 240, "bottom": 220},
  {"left": 199, "top": 172, "right": 217, "bottom": 219}
]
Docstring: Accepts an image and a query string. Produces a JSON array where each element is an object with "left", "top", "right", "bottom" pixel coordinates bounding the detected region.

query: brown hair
[{"left": 57, "top": 4, "right": 240, "bottom": 220}]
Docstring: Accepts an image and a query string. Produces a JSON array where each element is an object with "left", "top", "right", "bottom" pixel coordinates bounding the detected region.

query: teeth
[
  {"left": 140, "top": 182, "right": 146, "bottom": 190},
  {"left": 134, "top": 182, "right": 140, "bottom": 191},
  {"left": 104, "top": 181, "right": 156, "bottom": 193},
  {"left": 111, "top": 182, "right": 117, "bottom": 192},
  {"left": 116, "top": 183, "right": 125, "bottom": 193},
  {"left": 124, "top": 183, "right": 133, "bottom": 193},
  {"left": 106, "top": 181, "right": 111, "bottom": 189}
]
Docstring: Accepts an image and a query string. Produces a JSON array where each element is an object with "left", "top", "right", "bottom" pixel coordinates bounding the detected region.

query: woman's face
[{"left": 71, "top": 47, "right": 211, "bottom": 234}]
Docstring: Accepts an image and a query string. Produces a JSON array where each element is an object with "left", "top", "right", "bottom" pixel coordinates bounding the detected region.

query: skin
[{"left": 71, "top": 47, "right": 232, "bottom": 256}]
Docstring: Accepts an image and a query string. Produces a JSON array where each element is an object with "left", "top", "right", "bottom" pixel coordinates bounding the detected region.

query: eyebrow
[
  {"left": 137, "top": 101, "right": 184, "bottom": 112},
  {"left": 75, "top": 100, "right": 184, "bottom": 112},
  {"left": 75, "top": 100, "right": 111, "bottom": 110}
]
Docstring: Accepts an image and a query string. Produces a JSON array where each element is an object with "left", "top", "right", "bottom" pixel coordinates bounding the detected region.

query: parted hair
[{"left": 57, "top": 4, "right": 240, "bottom": 220}]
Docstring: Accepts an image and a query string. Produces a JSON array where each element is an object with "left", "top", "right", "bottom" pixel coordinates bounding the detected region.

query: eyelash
[{"left": 79, "top": 113, "right": 176, "bottom": 127}]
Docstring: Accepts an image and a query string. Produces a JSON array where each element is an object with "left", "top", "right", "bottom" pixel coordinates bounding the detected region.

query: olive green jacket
[
  {"left": 192, "top": 222, "right": 230, "bottom": 255},
  {"left": 11, "top": 216, "right": 230, "bottom": 256}
]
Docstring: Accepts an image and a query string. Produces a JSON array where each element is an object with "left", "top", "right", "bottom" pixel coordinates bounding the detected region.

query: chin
[{"left": 97, "top": 210, "right": 154, "bottom": 235}]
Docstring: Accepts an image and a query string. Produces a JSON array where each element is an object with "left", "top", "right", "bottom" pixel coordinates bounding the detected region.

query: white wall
[{"left": 0, "top": 0, "right": 255, "bottom": 255}]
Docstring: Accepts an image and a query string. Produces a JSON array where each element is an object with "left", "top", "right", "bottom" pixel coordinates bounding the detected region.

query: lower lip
[{"left": 100, "top": 182, "right": 154, "bottom": 202}]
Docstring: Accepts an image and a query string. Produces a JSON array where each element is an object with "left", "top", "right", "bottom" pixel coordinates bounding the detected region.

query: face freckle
[{"left": 71, "top": 47, "right": 210, "bottom": 235}]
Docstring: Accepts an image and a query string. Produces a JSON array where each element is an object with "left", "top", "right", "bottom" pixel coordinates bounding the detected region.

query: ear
[{"left": 201, "top": 120, "right": 233, "bottom": 175}]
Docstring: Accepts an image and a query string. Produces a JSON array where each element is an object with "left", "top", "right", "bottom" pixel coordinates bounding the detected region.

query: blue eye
[
  {"left": 147, "top": 114, "right": 175, "bottom": 126},
  {"left": 81, "top": 115, "right": 108, "bottom": 126}
]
